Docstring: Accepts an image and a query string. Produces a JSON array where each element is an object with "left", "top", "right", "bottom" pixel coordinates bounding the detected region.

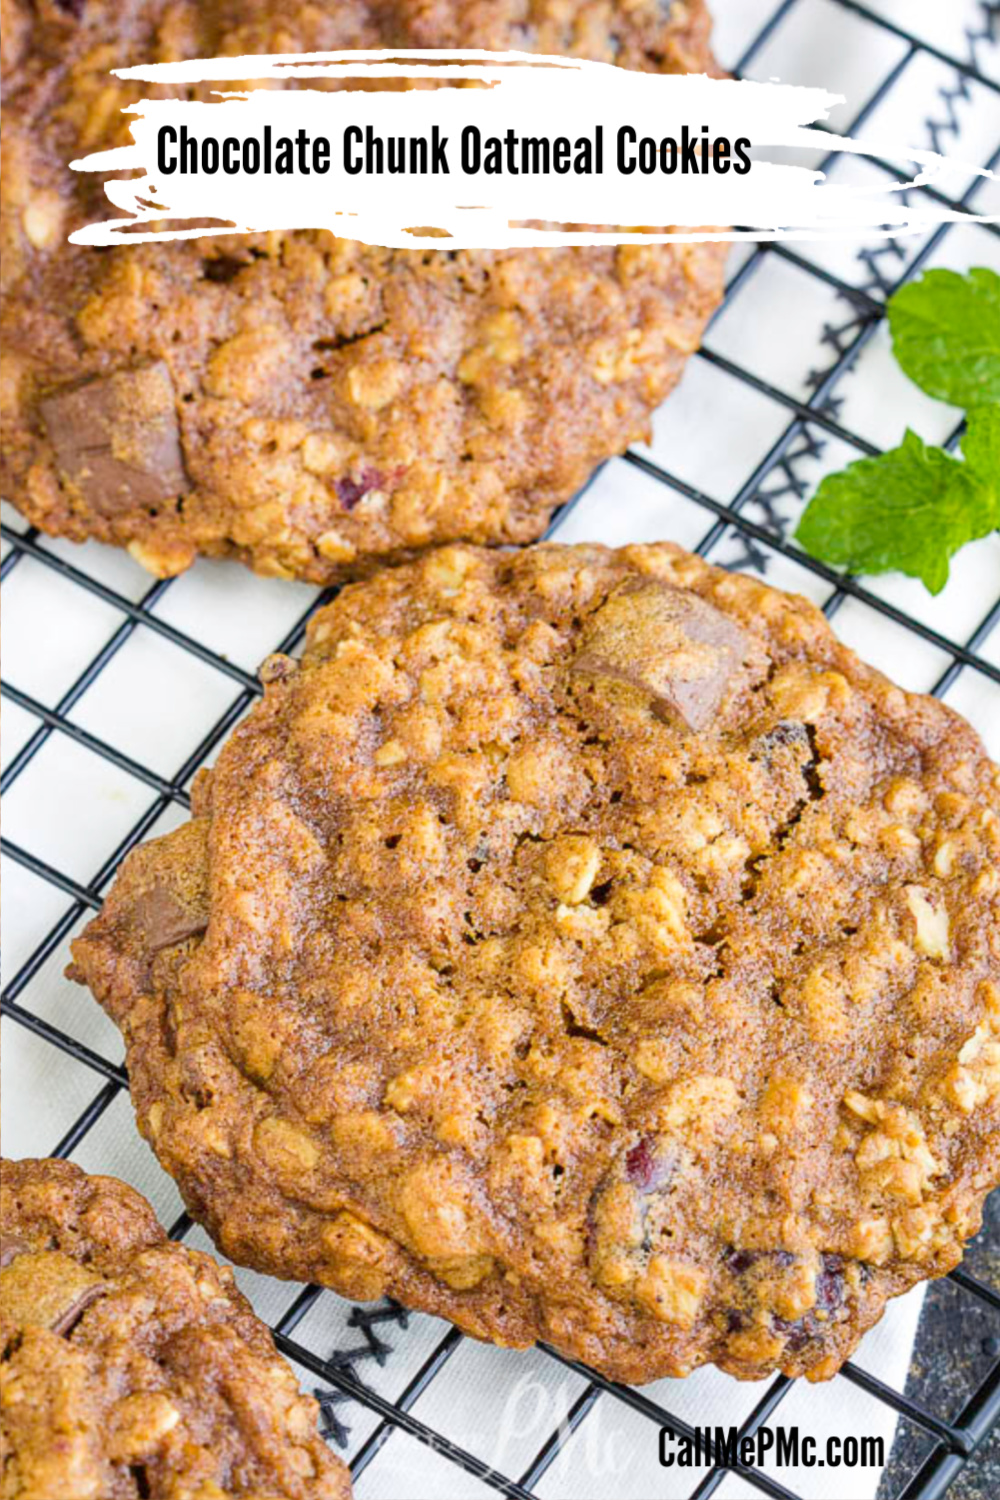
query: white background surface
[{"left": 2, "top": 3, "right": 999, "bottom": 1498}]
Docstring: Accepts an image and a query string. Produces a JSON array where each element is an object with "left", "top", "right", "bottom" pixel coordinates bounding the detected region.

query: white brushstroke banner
[{"left": 70, "top": 51, "right": 998, "bottom": 248}]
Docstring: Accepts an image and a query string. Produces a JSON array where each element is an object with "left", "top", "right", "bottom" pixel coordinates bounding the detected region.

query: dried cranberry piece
[
  {"left": 776, "top": 1317, "right": 813, "bottom": 1354},
  {"left": 724, "top": 1246, "right": 796, "bottom": 1275},
  {"left": 814, "top": 1252, "right": 846, "bottom": 1313},
  {"left": 55, "top": 0, "right": 86, "bottom": 16},
  {"left": 625, "top": 1136, "right": 655, "bottom": 1189},
  {"left": 722, "top": 1247, "right": 845, "bottom": 1354},
  {"left": 773, "top": 1253, "right": 847, "bottom": 1351},
  {"left": 336, "top": 467, "right": 385, "bottom": 511},
  {"left": 624, "top": 1135, "right": 677, "bottom": 1194}
]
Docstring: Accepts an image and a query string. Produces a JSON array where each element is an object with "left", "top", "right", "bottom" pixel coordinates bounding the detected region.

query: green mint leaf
[
  {"left": 887, "top": 267, "right": 1000, "bottom": 408},
  {"left": 960, "top": 403, "right": 1000, "bottom": 491},
  {"left": 795, "top": 427, "right": 998, "bottom": 595}
]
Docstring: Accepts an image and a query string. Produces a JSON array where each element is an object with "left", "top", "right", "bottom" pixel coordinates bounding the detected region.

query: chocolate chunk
[
  {"left": 572, "top": 581, "right": 750, "bottom": 731},
  {"left": 39, "top": 361, "right": 189, "bottom": 516},
  {"left": 0, "top": 1235, "right": 31, "bottom": 1267},
  {"left": 202, "top": 254, "right": 248, "bottom": 284},
  {"left": 134, "top": 881, "right": 207, "bottom": 955},
  {"left": 1, "top": 1249, "right": 105, "bottom": 1335},
  {"left": 49, "top": 1282, "right": 106, "bottom": 1338}
]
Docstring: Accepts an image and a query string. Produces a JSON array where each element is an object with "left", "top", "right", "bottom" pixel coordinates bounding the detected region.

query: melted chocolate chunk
[
  {"left": 39, "top": 361, "right": 189, "bottom": 516},
  {"left": 571, "top": 581, "right": 751, "bottom": 732}
]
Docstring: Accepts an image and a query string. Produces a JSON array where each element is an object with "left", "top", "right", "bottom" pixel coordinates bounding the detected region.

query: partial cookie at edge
[
  {"left": 1, "top": 0, "right": 726, "bottom": 581},
  {"left": 0, "top": 1156, "right": 350, "bottom": 1499}
]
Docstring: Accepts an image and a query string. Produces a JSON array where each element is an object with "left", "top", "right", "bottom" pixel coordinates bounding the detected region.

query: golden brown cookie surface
[
  {"left": 70, "top": 543, "right": 1000, "bottom": 1384},
  {"left": 0, "top": 1157, "right": 351, "bottom": 1498},
  {"left": 1, "top": 0, "right": 725, "bottom": 580}
]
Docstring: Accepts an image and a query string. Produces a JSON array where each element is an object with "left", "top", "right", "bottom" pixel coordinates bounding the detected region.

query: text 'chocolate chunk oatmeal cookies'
[
  {"left": 70, "top": 543, "right": 1000, "bottom": 1384},
  {"left": 0, "top": 0, "right": 725, "bottom": 582},
  {"left": 0, "top": 1158, "right": 350, "bottom": 1499}
]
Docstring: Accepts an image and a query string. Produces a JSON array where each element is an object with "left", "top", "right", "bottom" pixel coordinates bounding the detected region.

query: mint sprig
[
  {"left": 962, "top": 400, "right": 1000, "bottom": 479},
  {"left": 796, "top": 412, "right": 999, "bottom": 595},
  {"left": 887, "top": 267, "right": 1000, "bottom": 407},
  {"left": 796, "top": 267, "right": 1000, "bottom": 594}
]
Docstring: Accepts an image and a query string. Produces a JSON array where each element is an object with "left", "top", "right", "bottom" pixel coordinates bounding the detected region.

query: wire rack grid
[{"left": 1, "top": 2, "right": 999, "bottom": 1497}]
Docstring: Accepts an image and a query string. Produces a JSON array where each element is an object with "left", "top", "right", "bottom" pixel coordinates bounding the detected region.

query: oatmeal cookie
[
  {"left": 70, "top": 543, "right": 1000, "bottom": 1383},
  {"left": 0, "top": 1157, "right": 350, "bottom": 1499},
  {"left": 1, "top": 0, "right": 725, "bottom": 582}
]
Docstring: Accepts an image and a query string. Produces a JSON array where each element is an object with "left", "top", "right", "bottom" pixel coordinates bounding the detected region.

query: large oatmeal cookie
[
  {"left": 1, "top": 0, "right": 724, "bottom": 582},
  {"left": 0, "top": 1157, "right": 350, "bottom": 1498},
  {"left": 70, "top": 543, "right": 1000, "bottom": 1382}
]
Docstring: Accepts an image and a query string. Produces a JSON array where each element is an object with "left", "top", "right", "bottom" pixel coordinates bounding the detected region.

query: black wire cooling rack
[{"left": 2, "top": 2, "right": 999, "bottom": 1497}]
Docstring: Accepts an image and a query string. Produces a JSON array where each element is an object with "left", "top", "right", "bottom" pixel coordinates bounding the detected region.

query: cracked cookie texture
[
  {"left": 0, "top": 1157, "right": 350, "bottom": 1499},
  {"left": 70, "top": 543, "right": 1000, "bottom": 1383},
  {"left": 1, "top": 0, "right": 725, "bottom": 581}
]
